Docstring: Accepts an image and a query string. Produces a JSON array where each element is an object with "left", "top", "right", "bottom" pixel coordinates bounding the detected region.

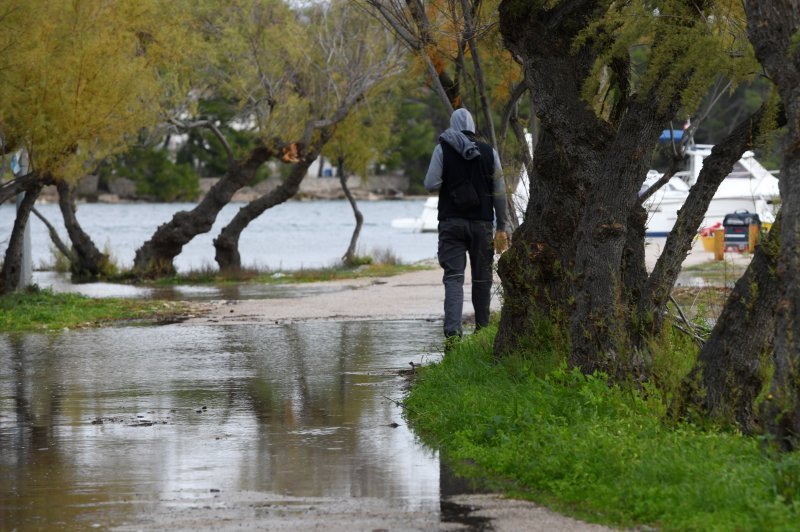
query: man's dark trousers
[{"left": 437, "top": 218, "right": 494, "bottom": 338}]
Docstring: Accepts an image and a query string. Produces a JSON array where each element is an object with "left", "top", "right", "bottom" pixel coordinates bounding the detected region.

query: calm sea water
[{"left": 0, "top": 199, "right": 438, "bottom": 272}]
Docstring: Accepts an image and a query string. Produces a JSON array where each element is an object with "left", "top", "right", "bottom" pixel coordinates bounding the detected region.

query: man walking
[{"left": 424, "top": 108, "right": 508, "bottom": 341}]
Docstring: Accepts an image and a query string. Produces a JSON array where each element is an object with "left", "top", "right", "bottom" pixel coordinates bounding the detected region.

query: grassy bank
[
  {"left": 146, "top": 262, "right": 431, "bottom": 286},
  {"left": 405, "top": 328, "right": 800, "bottom": 530},
  {"left": 0, "top": 287, "right": 192, "bottom": 332}
]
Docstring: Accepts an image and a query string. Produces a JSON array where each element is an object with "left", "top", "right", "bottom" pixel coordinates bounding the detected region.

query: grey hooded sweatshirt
[{"left": 424, "top": 108, "right": 508, "bottom": 231}]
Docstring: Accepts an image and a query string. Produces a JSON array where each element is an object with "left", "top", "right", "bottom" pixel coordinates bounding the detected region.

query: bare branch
[
  {"left": 168, "top": 117, "right": 234, "bottom": 166},
  {"left": 363, "top": 0, "right": 421, "bottom": 50}
]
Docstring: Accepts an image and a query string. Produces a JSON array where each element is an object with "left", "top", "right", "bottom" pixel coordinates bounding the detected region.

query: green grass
[
  {"left": 0, "top": 286, "right": 192, "bottom": 332},
  {"left": 405, "top": 327, "right": 800, "bottom": 531},
  {"left": 146, "top": 262, "right": 432, "bottom": 286}
]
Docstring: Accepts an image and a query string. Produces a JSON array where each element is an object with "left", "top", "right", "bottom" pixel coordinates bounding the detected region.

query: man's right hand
[{"left": 494, "top": 230, "right": 508, "bottom": 254}]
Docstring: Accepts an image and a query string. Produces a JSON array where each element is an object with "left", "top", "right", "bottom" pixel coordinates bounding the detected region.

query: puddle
[
  {"left": 31, "top": 270, "right": 355, "bottom": 301},
  {"left": 0, "top": 321, "right": 464, "bottom": 529}
]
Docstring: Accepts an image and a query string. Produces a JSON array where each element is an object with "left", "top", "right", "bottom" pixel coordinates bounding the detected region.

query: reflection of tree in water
[
  {"left": 0, "top": 334, "right": 125, "bottom": 528},
  {"left": 0, "top": 322, "right": 441, "bottom": 526},
  {"left": 233, "top": 322, "right": 396, "bottom": 496}
]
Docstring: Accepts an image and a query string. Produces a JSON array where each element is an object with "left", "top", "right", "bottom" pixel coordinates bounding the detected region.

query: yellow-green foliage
[
  {"left": 194, "top": 0, "right": 406, "bottom": 144},
  {"left": 0, "top": 0, "right": 198, "bottom": 180},
  {"left": 322, "top": 97, "right": 398, "bottom": 179},
  {"left": 576, "top": 0, "right": 758, "bottom": 118}
]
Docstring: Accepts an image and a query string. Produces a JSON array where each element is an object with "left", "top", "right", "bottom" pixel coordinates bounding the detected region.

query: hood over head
[
  {"left": 439, "top": 108, "right": 480, "bottom": 160},
  {"left": 450, "top": 108, "right": 475, "bottom": 134}
]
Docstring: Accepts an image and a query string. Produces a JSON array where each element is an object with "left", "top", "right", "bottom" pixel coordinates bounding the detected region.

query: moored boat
[{"left": 642, "top": 144, "right": 779, "bottom": 237}]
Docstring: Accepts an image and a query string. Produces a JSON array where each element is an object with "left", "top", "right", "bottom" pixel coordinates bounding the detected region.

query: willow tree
[
  {"left": 133, "top": 0, "right": 405, "bottom": 275},
  {"left": 493, "top": 1, "right": 765, "bottom": 376},
  {"left": 212, "top": 1, "right": 405, "bottom": 271},
  {"left": 0, "top": 0, "right": 193, "bottom": 293}
]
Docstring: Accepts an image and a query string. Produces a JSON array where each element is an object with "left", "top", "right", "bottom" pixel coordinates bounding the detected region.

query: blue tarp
[{"left": 659, "top": 129, "right": 684, "bottom": 142}]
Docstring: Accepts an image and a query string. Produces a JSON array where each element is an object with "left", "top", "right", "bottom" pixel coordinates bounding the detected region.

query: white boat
[
  {"left": 643, "top": 144, "right": 780, "bottom": 236},
  {"left": 391, "top": 196, "right": 440, "bottom": 232}
]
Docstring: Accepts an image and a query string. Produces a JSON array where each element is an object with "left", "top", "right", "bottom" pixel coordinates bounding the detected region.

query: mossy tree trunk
[
  {"left": 745, "top": 1, "right": 800, "bottom": 450},
  {"left": 56, "top": 181, "right": 108, "bottom": 281},
  {"left": 494, "top": 129, "right": 583, "bottom": 357},
  {"left": 133, "top": 144, "right": 276, "bottom": 277},
  {"left": 688, "top": 214, "right": 781, "bottom": 433},
  {"left": 1, "top": 182, "right": 43, "bottom": 295},
  {"left": 494, "top": 1, "right": 684, "bottom": 375}
]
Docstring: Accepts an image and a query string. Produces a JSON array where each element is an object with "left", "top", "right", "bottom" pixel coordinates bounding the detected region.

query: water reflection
[
  {"left": 0, "top": 321, "right": 443, "bottom": 529},
  {"left": 31, "top": 270, "right": 355, "bottom": 301}
]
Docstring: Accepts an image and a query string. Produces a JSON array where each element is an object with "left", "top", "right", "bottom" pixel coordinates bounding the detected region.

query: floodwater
[
  {"left": 31, "top": 270, "right": 357, "bottom": 301},
  {"left": 0, "top": 320, "right": 461, "bottom": 530}
]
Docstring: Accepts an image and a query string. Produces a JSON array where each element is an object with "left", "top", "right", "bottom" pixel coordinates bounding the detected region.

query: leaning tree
[
  {"left": 743, "top": 1, "right": 800, "bottom": 450},
  {"left": 212, "top": 2, "right": 406, "bottom": 271},
  {"left": 133, "top": 0, "right": 406, "bottom": 276},
  {"left": 0, "top": 0, "right": 192, "bottom": 293},
  {"left": 493, "top": 0, "right": 768, "bottom": 377}
]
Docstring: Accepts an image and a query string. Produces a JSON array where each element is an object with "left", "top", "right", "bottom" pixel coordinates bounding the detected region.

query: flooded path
[
  {"left": 0, "top": 321, "right": 456, "bottom": 529},
  {"left": 1, "top": 265, "right": 615, "bottom": 531}
]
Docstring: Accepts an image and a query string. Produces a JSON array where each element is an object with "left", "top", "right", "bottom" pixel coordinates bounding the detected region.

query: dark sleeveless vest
[{"left": 437, "top": 137, "right": 495, "bottom": 222}]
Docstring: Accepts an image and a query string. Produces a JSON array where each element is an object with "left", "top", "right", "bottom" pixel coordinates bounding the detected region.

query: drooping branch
[
  {"left": 31, "top": 207, "right": 76, "bottom": 263},
  {"left": 0, "top": 172, "right": 39, "bottom": 205}
]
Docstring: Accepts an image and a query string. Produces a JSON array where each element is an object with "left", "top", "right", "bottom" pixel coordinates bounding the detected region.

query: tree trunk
[
  {"left": 744, "top": 0, "right": 800, "bottom": 450},
  {"left": 494, "top": 129, "right": 584, "bottom": 356},
  {"left": 56, "top": 181, "right": 108, "bottom": 281},
  {"left": 213, "top": 152, "right": 316, "bottom": 271},
  {"left": 134, "top": 145, "right": 274, "bottom": 277},
  {"left": 569, "top": 100, "right": 664, "bottom": 375},
  {"left": 638, "top": 105, "right": 775, "bottom": 334},
  {"left": 494, "top": 1, "right": 607, "bottom": 358},
  {"left": 1, "top": 183, "right": 43, "bottom": 295},
  {"left": 689, "top": 214, "right": 781, "bottom": 433},
  {"left": 339, "top": 159, "right": 364, "bottom": 266}
]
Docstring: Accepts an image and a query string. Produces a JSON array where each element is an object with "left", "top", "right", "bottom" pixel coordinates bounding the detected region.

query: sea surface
[{"left": 0, "top": 199, "right": 438, "bottom": 272}]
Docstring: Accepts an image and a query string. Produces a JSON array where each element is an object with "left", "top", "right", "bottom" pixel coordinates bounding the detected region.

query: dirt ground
[
  {"left": 185, "top": 265, "right": 475, "bottom": 327},
  {"left": 186, "top": 237, "right": 742, "bottom": 328}
]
